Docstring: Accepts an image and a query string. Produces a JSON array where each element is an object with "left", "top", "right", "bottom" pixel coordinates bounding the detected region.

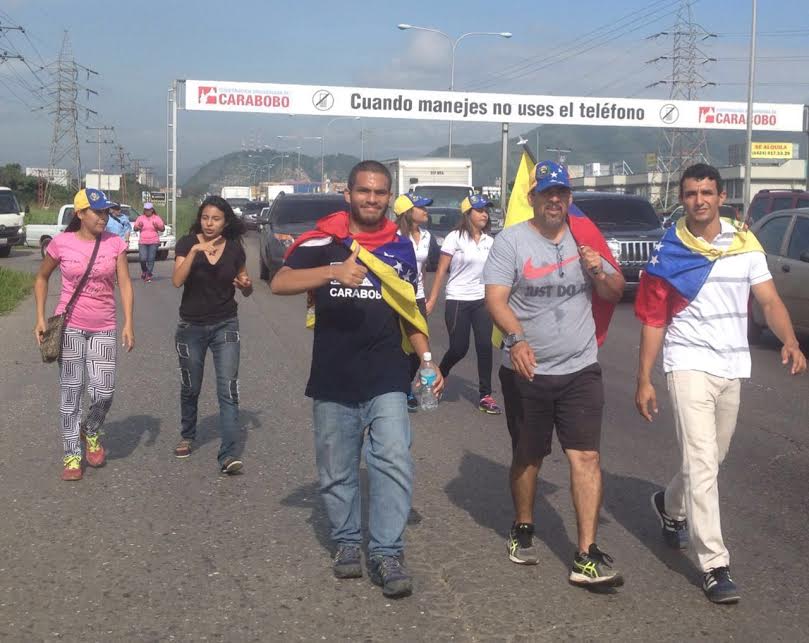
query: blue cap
[
  {"left": 460, "top": 193, "right": 492, "bottom": 213},
  {"left": 530, "top": 160, "right": 571, "bottom": 193},
  {"left": 73, "top": 188, "right": 115, "bottom": 211},
  {"left": 393, "top": 193, "right": 433, "bottom": 216}
]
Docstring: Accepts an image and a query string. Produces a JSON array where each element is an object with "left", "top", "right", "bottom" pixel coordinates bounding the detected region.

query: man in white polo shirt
[{"left": 635, "top": 163, "right": 806, "bottom": 604}]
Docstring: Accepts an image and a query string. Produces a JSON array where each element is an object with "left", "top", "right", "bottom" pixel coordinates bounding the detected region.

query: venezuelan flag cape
[
  {"left": 635, "top": 217, "right": 764, "bottom": 327},
  {"left": 283, "top": 211, "right": 428, "bottom": 352},
  {"left": 493, "top": 151, "right": 621, "bottom": 347}
]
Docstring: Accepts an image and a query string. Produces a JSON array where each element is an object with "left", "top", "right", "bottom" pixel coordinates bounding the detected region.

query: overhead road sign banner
[{"left": 184, "top": 79, "right": 806, "bottom": 132}]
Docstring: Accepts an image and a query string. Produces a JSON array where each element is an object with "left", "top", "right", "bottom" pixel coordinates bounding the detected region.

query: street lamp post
[{"left": 398, "top": 24, "right": 511, "bottom": 157}]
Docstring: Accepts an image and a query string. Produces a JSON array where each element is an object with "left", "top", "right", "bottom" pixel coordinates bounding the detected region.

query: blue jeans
[
  {"left": 175, "top": 318, "right": 240, "bottom": 464},
  {"left": 312, "top": 392, "right": 413, "bottom": 557},
  {"left": 139, "top": 243, "right": 158, "bottom": 274}
]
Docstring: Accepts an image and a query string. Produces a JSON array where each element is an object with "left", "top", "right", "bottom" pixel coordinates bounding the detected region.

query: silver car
[{"left": 749, "top": 208, "right": 809, "bottom": 340}]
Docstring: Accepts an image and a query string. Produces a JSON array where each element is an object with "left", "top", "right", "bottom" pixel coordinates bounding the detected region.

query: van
[
  {"left": 0, "top": 187, "right": 26, "bottom": 258},
  {"left": 747, "top": 189, "right": 809, "bottom": 226}
]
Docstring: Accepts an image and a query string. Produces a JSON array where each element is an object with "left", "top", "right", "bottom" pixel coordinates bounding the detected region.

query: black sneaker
[
  {"left": 651, "top": 491, "right": 689, "bottom": 549},
  {"left": 407, "top": 392, "right": 419, "bottom": 412},
  {"left": 368, "top": 554, "right": 413, "bottom": 598},
  {"left": 333, "top": 544, "right": 362, "bottom": 579},
  {"left": 220, "top": 457, "right": 243, "bottom": 474},
  {"left": 569, "top": 544, "right": 624, "bottom": 588},
  {"left": 507, "top": 522, "right": 539, "bottom": 565},
  {"left": 703, "top": 566, "right": 740, "bottom": 604}
]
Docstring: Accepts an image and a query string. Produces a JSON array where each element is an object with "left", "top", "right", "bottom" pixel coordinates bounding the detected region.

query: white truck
[
  {"left": 265, "top": 184, "right": 294, "bottom": 201},
  {"left": 0, "top": 187, "right": 26, "bottom": 258},
  {"left": 382, "top": 158, "right": 474, "bottom": 209},
  {"left": 25, "top": 204, "right": 176, "bottom": 259},
  {"left": 220, "top": 186, "right": 252, "bottom": 200}
]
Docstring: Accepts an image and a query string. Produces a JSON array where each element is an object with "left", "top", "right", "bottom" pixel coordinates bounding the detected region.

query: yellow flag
[
  {"left": 492, "top": 150, "right": 535, "bottom": 346},
  {"left": 505, "top": 151, "right": 535, "bottom": 228}
]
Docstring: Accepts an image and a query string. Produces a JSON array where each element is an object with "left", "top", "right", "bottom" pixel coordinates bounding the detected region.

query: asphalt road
[{"left": 1, "top": 236, "right": 807, "bottom": 642}]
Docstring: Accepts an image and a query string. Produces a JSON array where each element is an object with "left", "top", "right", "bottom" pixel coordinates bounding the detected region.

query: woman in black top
[{"left": 171, "top": 196, "right": 252, "bottom": 473}]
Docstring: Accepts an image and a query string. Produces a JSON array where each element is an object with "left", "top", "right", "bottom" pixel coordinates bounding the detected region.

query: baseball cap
[
  {"left": 110, "top": 202, "right": 121, "bottom": 209},
  {"left": 143, "top": 202, "right": 154, "bottom": 210},
  {"left": 529, "top": 160, "right": 571, "bottom": 194},
  {"left": 460, "top": 193, "right": 492, "bottom": 214},
  {"left": 73, "top": 188, "right": 114, "bottom": 211},
  {"left": 393, "top": 193, "right": 433, "bottom": 216}
]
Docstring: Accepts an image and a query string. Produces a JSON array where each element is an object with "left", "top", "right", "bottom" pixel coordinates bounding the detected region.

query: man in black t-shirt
[{"left": 271, "top": 160, "right": 443, "bottom": 599}]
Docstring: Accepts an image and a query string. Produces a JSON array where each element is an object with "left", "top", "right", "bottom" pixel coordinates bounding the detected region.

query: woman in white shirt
[
  {"left": 394, "top": 193, "right": 434, "bottom": 411},
  {"left": 426, "top": 194, "right": 501, "bottom": 414}
]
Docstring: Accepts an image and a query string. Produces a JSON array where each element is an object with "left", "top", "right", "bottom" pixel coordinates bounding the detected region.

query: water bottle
[{"left": 418, "top": 352, "right": 439, "bottom": 411}]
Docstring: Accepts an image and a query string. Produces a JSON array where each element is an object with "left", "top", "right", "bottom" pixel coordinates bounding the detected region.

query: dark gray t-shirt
[{"left": 482, "top": 221, "right": 613, "bottom": 375}]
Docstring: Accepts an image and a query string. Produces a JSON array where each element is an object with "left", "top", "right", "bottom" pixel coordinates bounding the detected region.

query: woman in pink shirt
[
  {"left": 133, "top": 202, "right": 165, "bottom": 282},
  {"left": 34, "top": 188, "right": 135, "bottom": 481}
]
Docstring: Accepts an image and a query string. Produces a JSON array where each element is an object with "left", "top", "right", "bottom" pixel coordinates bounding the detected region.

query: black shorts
[{"left": 499, "top": 363, "right": 604, "bottom": 459}]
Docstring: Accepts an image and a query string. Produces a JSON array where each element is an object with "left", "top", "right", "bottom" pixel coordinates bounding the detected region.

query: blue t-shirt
[{"left": 106, "top": 213, "right": 132, "bottom": 240}]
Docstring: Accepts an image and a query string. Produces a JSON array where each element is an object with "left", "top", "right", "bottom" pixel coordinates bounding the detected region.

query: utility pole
[
  {"left": 115, "top": 145, "right": 129, "bottom": 205},
  {"left": 647, "top": 0, "right": 716, "bottom": 209},
  {"left": 43, "top": 31, "right": 97, "bottom": 206},
  {"left": 546, "top": 147, "right": 572, "bottom": 164},
  {"left": 86, "top": 125, "right": 114, "bottom": 190}
]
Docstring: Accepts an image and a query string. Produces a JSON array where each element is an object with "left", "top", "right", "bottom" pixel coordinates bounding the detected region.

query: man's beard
[{"left": 350, "top": 203, "right": 385, "bottom": 228}]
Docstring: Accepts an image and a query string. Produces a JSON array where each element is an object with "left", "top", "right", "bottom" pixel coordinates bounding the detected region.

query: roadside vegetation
[{"left": 0, "top": 267, "right": 35, "bottom": 316}]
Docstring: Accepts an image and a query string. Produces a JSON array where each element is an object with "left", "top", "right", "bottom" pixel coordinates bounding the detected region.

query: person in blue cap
[
  {"left": 393, "top": 192, "right": 434, "bottom": 411},
  {"left": 426, "top": 193, "right": 502, "bottom": 415},
  {"left": 105, "top": 202, "right": 132, "bottom": 244}
]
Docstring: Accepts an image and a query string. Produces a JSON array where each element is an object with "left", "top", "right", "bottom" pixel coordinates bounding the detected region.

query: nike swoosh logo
[{"left": 522, "top": 256, "right": 578, "bottom": 279}]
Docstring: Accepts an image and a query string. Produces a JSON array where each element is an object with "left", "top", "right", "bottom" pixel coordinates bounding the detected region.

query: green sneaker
[
  {"left": 569, "top": 544, "right": 624, "bottom": 588},
  {"left": 507, "top": 523, "right": 539, "bottom": 565}
]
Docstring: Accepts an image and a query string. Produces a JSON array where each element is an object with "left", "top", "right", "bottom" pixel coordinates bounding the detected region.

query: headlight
[
  {"left": 273, "top": 233, "right": 295, "bottom": 248},
  {"left": 435, "top": 235, "right": 445, "bottom": 245},
  {"left": 606, "top": 239, "right": 622, "bottom": 262}
]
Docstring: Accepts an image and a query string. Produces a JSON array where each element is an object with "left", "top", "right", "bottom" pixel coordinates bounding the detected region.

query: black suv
[
  {"left": 572, "top": 192, "right": 665, "bottom": 286},
  {"left": 258, "top": 193, "right": 346, "bottom": 280}
]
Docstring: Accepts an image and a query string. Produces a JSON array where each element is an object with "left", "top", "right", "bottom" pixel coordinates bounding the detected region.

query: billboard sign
[{"left": 183, "top": 80, "right": 806, "bottom": 132}]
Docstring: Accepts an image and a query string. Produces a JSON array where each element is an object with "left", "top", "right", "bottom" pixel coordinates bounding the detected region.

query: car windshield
[
  {"left": 274, "top": 199, "right": 345, "bottom": 225},
  {"left": 226, "top": 198, "right": 250, "bottom": 208},
  {"left": 425, "top": 209, "right": 461, "bottom": 232},
  {"left": 574, "top": 197, "right": 660, "bottom": 229},
  {"left": 412, "top": 185, "right": 472, "bottom": 209},
  {"left": 0, "top": 193, "right": 20, "bottom": 214}
]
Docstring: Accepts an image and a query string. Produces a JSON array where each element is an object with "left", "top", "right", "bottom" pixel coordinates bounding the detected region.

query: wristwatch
[{"left": 503, "top": 333, "right": 526, "bottom": 348}]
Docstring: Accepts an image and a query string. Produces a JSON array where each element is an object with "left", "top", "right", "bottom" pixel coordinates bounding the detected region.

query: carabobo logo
[{"left": 198, "top": 86, "right": 217, "bottom": 104}]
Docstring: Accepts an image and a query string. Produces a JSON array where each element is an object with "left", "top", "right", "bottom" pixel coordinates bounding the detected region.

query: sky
[{"left": 1, "top": 0, "right": 807, "bottom": 182}]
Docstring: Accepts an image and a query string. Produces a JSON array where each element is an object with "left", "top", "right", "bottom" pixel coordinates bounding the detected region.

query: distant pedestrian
[
  {"left": 134, "top": 202, "right": 164, "bottom": 282},
  {"left": 394, "top": 192, "right": 434, "bottom": 411},
  {"left": 33, "top": 188, "right": 135, "bottom": 481},
  {"left": 483, "top": 160, "right": 625, "bottom": 588},
  {"left": 635, "top": 163, "right": 806, "bottom": 604},
  {"left": 426, "top": 193, "right": 501, "bottom": 414},
  {"left": 171, "top": 195, "right": 252, "bottom": 475},
  {"left": 271, "top": 160, "right": 443, "bottom": 599},
  {"left": 105, "top": 202, "right": 132, "bottom": 244}
]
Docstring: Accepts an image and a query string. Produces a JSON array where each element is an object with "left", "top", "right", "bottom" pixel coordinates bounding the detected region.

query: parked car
[
  {"left": 259, "top": 193, "right": 346, "bottom": 280},
  {"left": 748, "top": 208, "right": 809, "bottom": 341},
  {"left": 571, "top": 192, "right": 665, "bottom": 287},
  {"left": 0, "top": 186, "right": 26, "bottom": 257},
  {"left": 26, "top": 204, "right": 175, "bottom": 260},
  {"left": 24, "top": 205, "right": 75, "bottom": 257},
  {"left": 747, "top": 189, "right": 809, "bottom": 227},
  {"left": 241, "top": 201, "right": 269, "bottom": 231}
]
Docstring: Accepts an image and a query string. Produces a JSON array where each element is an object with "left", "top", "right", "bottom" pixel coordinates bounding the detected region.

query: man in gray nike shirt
[{"left": 483, "top": 160, "right": 625, "bottom": 588}]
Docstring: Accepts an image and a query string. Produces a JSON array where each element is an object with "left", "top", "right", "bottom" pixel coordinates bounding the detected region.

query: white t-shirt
[
  {"left": 664, "top": 220, "right": 772, "bottom": 379},
  {"left": 441, "top": 229, "right": 494, "bottom": 301},
  {"left": 406, "top": 228, "right": 431, "bottom": 300}
]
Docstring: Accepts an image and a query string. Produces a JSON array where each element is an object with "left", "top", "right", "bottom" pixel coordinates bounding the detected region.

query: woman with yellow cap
[
  {"left": 426, "top": 193, "right": 501, "bottom": 415},
  {"left": 393, "top": 192, "right": 434, "bottom": 411}
]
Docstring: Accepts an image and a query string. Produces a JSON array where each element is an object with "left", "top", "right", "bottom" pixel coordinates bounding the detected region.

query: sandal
[{"left": 174, "top": 439, "right": 193, "bottom": 458}]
